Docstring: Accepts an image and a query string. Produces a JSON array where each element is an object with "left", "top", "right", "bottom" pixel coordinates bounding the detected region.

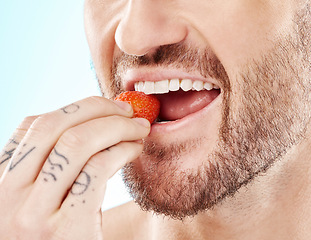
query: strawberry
[{"left": 115, "top": 91, "right": 160, "bottom": 124}]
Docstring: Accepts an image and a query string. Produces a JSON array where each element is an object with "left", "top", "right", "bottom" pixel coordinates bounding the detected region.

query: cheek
[
  {"left": 185, "top": 0, "right": 295, "bottom": 76},
  {"left": 84, "top": 0, "right": 125, "bottom": 96}
]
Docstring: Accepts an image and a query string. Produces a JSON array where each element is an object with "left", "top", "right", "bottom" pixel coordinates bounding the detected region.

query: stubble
[{"left": 106, "top": 4, "right": 311, "bottom": 220}]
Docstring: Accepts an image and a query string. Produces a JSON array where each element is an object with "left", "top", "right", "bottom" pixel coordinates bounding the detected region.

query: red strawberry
[{"left": 115, "top": 91, "right": 160, "bottom": 124}]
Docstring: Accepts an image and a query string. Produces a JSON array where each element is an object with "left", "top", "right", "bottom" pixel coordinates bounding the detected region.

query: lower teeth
[{"left": 155, "top": 120, "right": 171, "bottom": 124}]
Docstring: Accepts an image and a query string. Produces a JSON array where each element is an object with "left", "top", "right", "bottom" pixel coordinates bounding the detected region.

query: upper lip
[{"left": 122, "top": 67, "right": 222, "bottom": 91}]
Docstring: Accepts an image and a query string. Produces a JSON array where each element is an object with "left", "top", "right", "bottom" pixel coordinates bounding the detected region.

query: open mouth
[{"left": 134, "top": 79, "right": 221, "bottom": 122}]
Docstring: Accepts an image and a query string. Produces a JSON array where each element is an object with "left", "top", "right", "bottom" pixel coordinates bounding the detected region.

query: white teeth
[
  {"left": 180, "top": 79, "right": 192, "bottom": 91},
  {"left": 156, "top": 120, "right": 170, "bottom": 124},
  {"left": 169, "top": 78, "right": 180, "bottom": 91},
  {"left": 213, "top": 84, "right": 220, "bottom": 89},
  {"left": 137, "top": 81, "right": 144, "bottom": 91},
  {"left": 193, "top": 80, "right": 204, "bottom": 91},
  {"left": 143, "top": 81, "right": 155, "bottom": 94},
  {"left": 134, "top": 79, "right": 220, "bottom": 94},
  {"left": 204, "top": 82, "right": 213, "bottom": 91},
  {"left": 154, "top": 80, "right": 169, "bottom": 94}
]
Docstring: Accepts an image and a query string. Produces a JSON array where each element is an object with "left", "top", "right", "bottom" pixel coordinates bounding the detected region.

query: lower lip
[{"left": 149, "top": 92, "right": 222, "bottom": 135}]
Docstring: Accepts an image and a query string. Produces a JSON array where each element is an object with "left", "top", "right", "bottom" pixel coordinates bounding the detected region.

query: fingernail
[
  {"left": 114, "top": 101, "right": 132, "bottom": 112},
  {"left": 132, "top": 118, "right": 150, "bottom": 128}
]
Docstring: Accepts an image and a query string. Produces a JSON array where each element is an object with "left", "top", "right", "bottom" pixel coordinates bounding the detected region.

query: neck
[{"left": 151, "top": 133, "right": 311, "bottom": 240}]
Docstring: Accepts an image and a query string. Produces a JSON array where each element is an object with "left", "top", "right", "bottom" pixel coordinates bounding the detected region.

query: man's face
[{"left": 84, "top": 0, "right": 311, "bottom": 219}]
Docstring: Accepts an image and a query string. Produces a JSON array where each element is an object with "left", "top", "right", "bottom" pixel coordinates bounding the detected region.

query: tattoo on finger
[
  {"left": 8, "top": 142, "right": 36, "bottom": 171},
  {"left": 0, "top": 138, "right": 19, "bottom": 166},
  {"left": 61, "top": 104, "right": 80, "bottom": 114},
  {"left": 42, "top": 148, "right": 69, "bottom": 182},
  {"left": 71, "top": 171, "right": 91, "bottom": 195}
]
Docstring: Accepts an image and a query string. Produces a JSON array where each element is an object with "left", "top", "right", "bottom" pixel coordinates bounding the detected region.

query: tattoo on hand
[
  {"left": 9, "top": 143, "right": 36, "bottom": 171},
  {"left": 71, "top": 171, "right": 91, "bottom": 195},
  {"left": 42, "top": 148, "right": 69, "bottom": 182},
  {"left": 0, "top": 138, "right": 19, "bottom": 166},
  {"left": 61, "top": 104, "right": 80, "bottom": 114}
]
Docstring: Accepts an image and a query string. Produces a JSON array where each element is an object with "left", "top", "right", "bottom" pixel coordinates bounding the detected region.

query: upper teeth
[{"left": 134, "top": 79, "right": 220, "bottom": 94}]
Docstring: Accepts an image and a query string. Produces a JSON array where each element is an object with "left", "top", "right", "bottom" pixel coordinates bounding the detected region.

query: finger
[
  {"left": 2, "top": 97, "right": 133, "bottom": 187},
  {"left": 0, "top": 116, "right": 38, "bottom": 178},
  {"left": 61, "top": 141, "right": 143, "bottom": 215},
  {"left": 21, "top": 116, "right": 149, "bottom": 215},
  {"left": 49, "top": 143, "right": 142, "bottom": 239}
]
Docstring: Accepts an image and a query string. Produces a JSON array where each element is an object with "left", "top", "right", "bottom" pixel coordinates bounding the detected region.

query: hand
[{"left": 0, "top": 96, "right": 150, "bottom": 239}]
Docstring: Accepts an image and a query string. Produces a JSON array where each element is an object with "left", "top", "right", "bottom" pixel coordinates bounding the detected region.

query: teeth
[
  {"left": 134, "top": 79, "right": 220, "bottom": 95},
  {"left": 154, "top": 80, "right": 169, "bottom": 94},
  {"left": 180, "top": 79, "right": 192, "bottom": 91},
  {"left": 204, "top": 82, "right": 213, "bottom": 91},
  {"left": 169, "top": 78, "right": 180, "bottom": 91},
  {"left": 137, "top": 81, "right": 144, "bottom": 92},
  {"left": 193, "top": 80, "right": 204, "bottom": 91},
  {"left": 143, "top": 81, "right": 155, "bottom": 94},
  {"left": 155, "top": 120, "right": 171, "bottom": 124}
]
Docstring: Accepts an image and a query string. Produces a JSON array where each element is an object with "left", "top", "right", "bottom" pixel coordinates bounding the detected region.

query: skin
[
  {"left": 0, "top": 1, "right": 311, "bottom": 240},
  {"left": 85, "top": 0, "right": 311, "bottom": 238},
  {"left": 0, "top": 99, "right": 151, "bottom": 239}
]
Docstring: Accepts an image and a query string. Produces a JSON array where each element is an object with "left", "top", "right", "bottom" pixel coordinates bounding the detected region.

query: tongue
[{"left": 156, "top": 89, "right": 220, "bottom": 121}]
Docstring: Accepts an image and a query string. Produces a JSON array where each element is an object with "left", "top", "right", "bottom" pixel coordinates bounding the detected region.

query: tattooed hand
[{"left": 0, "top": 96, "right": 150, "bottom": 240}]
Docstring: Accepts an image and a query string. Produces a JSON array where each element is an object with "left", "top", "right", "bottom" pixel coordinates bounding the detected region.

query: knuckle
[
  {"left": 12, "top": 211, "right": 53, "bottom": 239},
  {"left": 12, "top": 215, "right": 32, "bottom": 233},
  {"left": 12, "top": 214, "right": 40, "bottom": 235},
  {"left": 21, "top": 115, "right": 38, "bottom": 127},
  {"left": 15, "top": 115, "right": 39, "bottom": 136},
  {"left": 59, "top": 128, "right": 86, "bottom": 150},
  {"left": 29, "top": 114, "right": 57, "bottom": 136}
]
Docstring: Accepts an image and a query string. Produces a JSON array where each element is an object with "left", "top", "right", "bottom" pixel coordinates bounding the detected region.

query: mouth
[{"left": 133, "top": 78, "right": 221, "bottom": 122}]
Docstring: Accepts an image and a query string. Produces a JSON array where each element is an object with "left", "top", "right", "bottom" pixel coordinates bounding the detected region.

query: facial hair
[{"left": 105, "top": 4, "right": 311, "bottom": 220}]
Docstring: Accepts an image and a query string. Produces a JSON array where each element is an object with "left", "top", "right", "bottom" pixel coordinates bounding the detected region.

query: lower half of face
[{"left": 120, "top": 5, "right": 311, "bottom": 220}]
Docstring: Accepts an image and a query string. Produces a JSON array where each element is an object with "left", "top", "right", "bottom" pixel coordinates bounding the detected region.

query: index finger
[
  {"left": 27, "top": 96, "right": 133, "bottom": 145},
  {"left": 0, "top": 116, "right": 38, "bottom": 177},
  {"left": 2, "top": 96, "right": 132, "bottom": 185}
]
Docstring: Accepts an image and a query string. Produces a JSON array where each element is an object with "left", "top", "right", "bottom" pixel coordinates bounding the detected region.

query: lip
[
  {"left": 121, "top": 67, "right": 223, "bottom": 137},
  {"left": 123, "top": 67, "right": 222, "bottom": 91},
  {"left": 149, "top": 91, "right": 222, "bottom": 136}
]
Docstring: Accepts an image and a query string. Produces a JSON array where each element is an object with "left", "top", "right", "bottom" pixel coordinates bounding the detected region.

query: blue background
[{"left": 0, "top": 0, "right": 131, "bottom": 210}]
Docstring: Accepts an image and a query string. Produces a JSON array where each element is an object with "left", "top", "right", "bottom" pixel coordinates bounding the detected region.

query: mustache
[{"left": 111, "top": 43, "right": 230, "bottom": 96}]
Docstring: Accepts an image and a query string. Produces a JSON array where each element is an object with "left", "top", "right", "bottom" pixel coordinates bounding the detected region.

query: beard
[{"left": 104, "top": 4, "right": 311, "bottom": 220}]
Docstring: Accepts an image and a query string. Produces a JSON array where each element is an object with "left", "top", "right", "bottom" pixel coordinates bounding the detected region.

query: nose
[{"left": 115, "top": 0, "right": 188, "bottom": 56}]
